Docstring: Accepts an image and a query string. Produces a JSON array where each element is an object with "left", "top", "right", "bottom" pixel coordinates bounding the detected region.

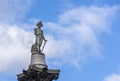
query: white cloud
[
  {"left": 0, "top": 0, "right": 33, "bottom": 74},
  {"left": 0, "top": 0, "right": 32, "bottom": 23},
  {"left": 0, "top": 23, "right": 33, "bottom": 73},
  {"left": 104, "top": 73, "right": 120, "bottom": 81},
  {"left": 103, "top": 66, "right": 120, "bottom": 81},
  {"left": 44, "top": 5, "right": 120, "bottom": 68}
]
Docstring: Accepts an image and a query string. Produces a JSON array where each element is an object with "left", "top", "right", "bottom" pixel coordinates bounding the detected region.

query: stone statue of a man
[{"left": 34, "top": 21, "right": 47, "bottom": 53}]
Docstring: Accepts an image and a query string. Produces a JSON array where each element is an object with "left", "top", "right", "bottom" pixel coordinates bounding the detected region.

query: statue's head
[{"left": 36, "top": 21, "right": 43, "bottom": 28}]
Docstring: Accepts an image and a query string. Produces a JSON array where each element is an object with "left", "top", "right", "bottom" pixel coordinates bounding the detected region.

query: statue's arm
[{"left": 42, "top": 31, "right": 47, "bottom": 42}]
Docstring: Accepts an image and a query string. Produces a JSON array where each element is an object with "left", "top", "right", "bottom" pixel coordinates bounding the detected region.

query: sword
[{"left": 41, "top": 41, "right": 46, "bottom": 52}]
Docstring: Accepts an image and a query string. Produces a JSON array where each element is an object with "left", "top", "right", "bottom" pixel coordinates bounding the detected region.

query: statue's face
[{"left": 38, "top": 26, "right": 42, "bottom": 28}]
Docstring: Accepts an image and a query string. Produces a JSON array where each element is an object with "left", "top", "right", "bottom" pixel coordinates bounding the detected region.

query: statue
[
  {"left": 34, "top": 21, "right": 47, "bottom": 53},
  {"left": 17, "top": 21, "right": 60, "bottom": 81}
]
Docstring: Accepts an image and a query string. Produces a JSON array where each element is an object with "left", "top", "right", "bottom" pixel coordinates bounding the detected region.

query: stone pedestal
[
  {"left": 30, "top": 53, "right": 47, "bottom": 69},
  {"left": 30, "top": 43, "right": 47, "bottom": 69},
  {"left": 17, "top": 44, "right": 60, "bottom": 81}
]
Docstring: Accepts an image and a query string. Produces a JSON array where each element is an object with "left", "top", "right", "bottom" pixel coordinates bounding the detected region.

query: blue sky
[{"left": 0, "top": 0, "right": 120, "bottom": 81}]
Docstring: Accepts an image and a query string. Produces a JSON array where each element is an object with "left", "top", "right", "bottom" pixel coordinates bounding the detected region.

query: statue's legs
[{"left": 36, "top": 37, "right": 43, "bottom": 53}]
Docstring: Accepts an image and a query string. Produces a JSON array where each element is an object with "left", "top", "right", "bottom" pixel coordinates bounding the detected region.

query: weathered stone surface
[
  {"left": 30, "top": 53, "right": 47, "bottom": 69},
  {"left": 17, "top": 66, "right": 60, "bottom": 81}
]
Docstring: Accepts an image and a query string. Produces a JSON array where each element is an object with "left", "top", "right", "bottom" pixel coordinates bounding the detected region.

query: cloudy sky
[{"left": 0, "top": 0, "right": 120, "bottom": 81}]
